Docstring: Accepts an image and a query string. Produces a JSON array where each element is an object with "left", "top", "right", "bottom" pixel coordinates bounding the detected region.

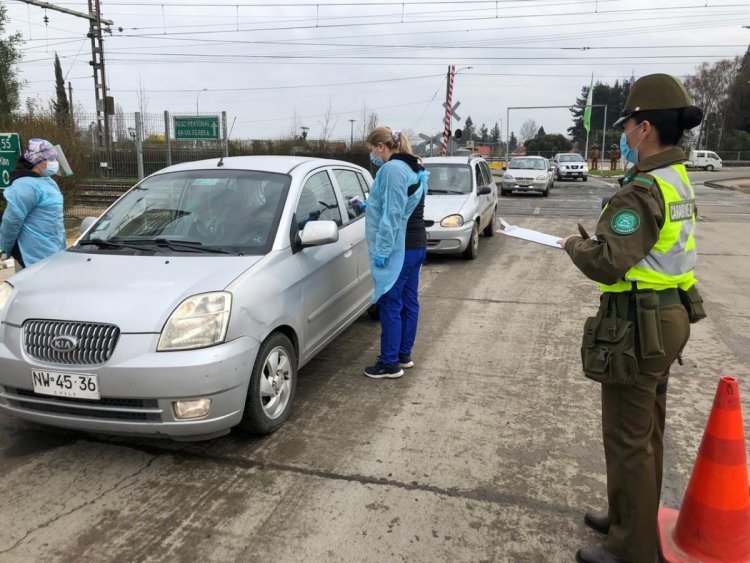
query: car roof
[
  {"left": 423, "top": 156, "right": 483, "bottom": 164},
  {"left": 151, "top": 155, "right": 365, "bottom": 176},
  {"left": 510, "top": 155, "right": 545, "bottom": 160},
  {"left": 555, "top": 153, "right": 582, "bottom": 156}
]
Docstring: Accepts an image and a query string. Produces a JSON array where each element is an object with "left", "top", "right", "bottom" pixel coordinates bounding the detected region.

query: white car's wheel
[
  {"left": 239, "top": 332, "right": 297, "bottom": 435},
  {"left": 483, "top": 208, "right": 497, "bottom": 237},
  {"left": 463, "top": 224, "right": 479, "bottom": 260},
  {"left": 706, "top": 165, "right": 714, "bottom": 171}
]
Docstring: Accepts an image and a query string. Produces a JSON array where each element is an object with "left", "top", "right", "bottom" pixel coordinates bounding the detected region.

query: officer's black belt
[{"left": 612, "top": 288, "right": 682, "bottom": 307}]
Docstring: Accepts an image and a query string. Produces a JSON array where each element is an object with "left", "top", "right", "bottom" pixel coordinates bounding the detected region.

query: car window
[
  {"left": 356, "top": 172, "right": 371, "bottom": 195},
  {"left": 509, "top": 158, "right": 546, "bottom": 170},
  {"left": 422, "top": 164, "right": 472, "bottom": 194},
  {"left": 709, "top": 153, "right": 719, "bottom": 159},
  {"left": 474, "top": 163, "right": 483, "bottom": 187},
  {"left": 79, "top": 170, "right": 290, "bottom": 254},
  {"left": 479, "top": 162, "right": 492, "bottom": 186},
  {"left": 333, "top": 168, "right": 366, "bottom": 220},
  {"left": 558, "top": 155, "right": 584, "bottom": 163},
  {"left": 296, "top": 170, "right": 343, "bottom": 229}
]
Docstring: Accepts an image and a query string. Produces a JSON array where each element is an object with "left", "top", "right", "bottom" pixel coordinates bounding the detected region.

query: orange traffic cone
[{"left": 658, "top": 376, "right": 750, "bottom": 562}]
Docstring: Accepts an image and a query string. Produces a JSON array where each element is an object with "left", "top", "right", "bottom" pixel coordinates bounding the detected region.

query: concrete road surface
[{"left": 1, "top": 171, "right": 749, "bottom": 562}]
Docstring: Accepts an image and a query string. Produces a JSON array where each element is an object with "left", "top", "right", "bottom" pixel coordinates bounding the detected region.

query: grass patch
[{"left": 589, "top": 170, "right": 624, "bottom": 177}]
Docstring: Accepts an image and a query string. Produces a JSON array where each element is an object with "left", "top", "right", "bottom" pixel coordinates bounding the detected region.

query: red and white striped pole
[{"left": 441, "top": 65, "right": 455, "bottom": 156}]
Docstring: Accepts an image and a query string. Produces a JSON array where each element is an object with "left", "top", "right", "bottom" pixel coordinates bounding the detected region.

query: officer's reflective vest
[{"left": 600, "top": 163, "right": 697, "bottom": 293}]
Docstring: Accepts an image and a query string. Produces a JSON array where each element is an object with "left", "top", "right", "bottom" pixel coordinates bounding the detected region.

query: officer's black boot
[
  {"left": 575, "top": 544, "right": 623, "bottom": 563},
  {"left": 584, "top": 511, "right": 611, "bottom": 535}
]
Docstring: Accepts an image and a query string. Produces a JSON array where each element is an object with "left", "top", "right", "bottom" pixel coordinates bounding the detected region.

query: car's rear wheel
[
  {"left": 463, "top": 224, "right": 479, "bottom": 260},
  {"left": 483, "top": 207, "right": 497, "bottom": 237},
  {"left": 239, "top": 332, "right": 297, "bottom": 435}
]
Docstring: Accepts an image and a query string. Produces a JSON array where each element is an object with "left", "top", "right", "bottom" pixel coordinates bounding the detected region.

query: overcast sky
[{"left": 7, "top": 0, "right": 750, "bottom": 142}]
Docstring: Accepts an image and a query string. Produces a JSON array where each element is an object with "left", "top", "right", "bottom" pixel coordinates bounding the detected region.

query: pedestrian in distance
[
  {"left": 355, "top": 126, "right": 429, "bottom": 379},
  {"left": 609, "top": 144, "right": 621, "bottom": 171},
  {"left": 558, "top": 74, "right": 706, "bottom": 563},
  {"left": 590, "top": 144, "right": 601, "bottom": 170},
  {"left": 0, "top": 138, "right": 66, "bottom": 271}
]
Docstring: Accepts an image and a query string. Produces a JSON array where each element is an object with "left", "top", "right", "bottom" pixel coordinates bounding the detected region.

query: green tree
[
  {"left": 508, "top": 131, "right": 518, "bottom": 154},
  {"left": 0, "top": 5, "right": 24, "bottom": 125},
  {"left": 537, "top": 126, "right": 546, "bottom": 137},
  {"left": 479, "top": 123, "right": 489, "bottom": 143},
  {"left": 569, "top": 78, "right": 633, "bottom": 149},
  {"left": 525, "top": 133, "right": 571, "bottom": 155},
  {"left": 491, "top": 121, "right": 501, "bottom": 143},
  {"left": 53, "top": 53, "right": 71, "bottom": 125},
  {"left": 463, "top": 116, "right": 475, "bottom": 142}
]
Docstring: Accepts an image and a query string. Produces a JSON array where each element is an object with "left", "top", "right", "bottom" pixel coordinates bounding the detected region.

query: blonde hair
[{"left": 366, "top": 126, "right": 414, "bottom": 155}]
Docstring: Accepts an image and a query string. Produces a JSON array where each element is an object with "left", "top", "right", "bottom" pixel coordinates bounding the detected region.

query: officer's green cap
[{"left": 613, "top": 73, "right": 693, "bottom": 126}]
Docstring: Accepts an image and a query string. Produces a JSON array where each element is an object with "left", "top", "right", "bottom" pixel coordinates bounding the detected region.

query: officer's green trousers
[{"left": 601, "top": 304, "right": 690, "bottom": 562}]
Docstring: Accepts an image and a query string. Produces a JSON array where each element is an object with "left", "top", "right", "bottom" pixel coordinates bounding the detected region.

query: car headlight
[
  {"left": 440, "top": 214, "right": 464, "bottom": 228},
  {"left": 158, "top": 291, "right": 232, "bottom": 351},
  {"left": 503, "top": 173, "right": 514, "bottom": 181},
  {"left": 0, "top": 282, "right": 13, "bottom": 313},
  {"left": 535, "top": 174, "right": 548, "bottom": 181}
]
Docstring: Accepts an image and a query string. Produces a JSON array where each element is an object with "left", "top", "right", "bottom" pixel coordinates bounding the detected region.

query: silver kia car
[
  {"left": 0, "top": 156, "right": 373, "bottom": 440},
  {"left": 421, "top": 155, "right": 498, "bottom": 260}
]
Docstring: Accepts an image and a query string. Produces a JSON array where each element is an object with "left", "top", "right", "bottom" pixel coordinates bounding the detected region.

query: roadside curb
[{"left": 704, "top": 177, "right": 750, "bottom": 192}]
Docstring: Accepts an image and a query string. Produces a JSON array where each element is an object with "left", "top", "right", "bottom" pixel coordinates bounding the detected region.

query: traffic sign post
[
  {"left": 0, "top": 133, "right": 21, "bottom": 189},
  {"left": 174, "top": 116, "right": 221, "bottom": 141}
]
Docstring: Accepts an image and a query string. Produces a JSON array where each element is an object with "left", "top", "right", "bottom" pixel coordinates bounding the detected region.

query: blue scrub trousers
[{"left": 377, "top": 247, "right": 427, "bottom": 365}]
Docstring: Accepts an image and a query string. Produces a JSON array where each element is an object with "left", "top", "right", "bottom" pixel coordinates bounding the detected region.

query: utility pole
[
  {"left": 349, "top": 119, "right": 356, "bottom": 148},
  {"left": 19, "top": 1, "right": 114, "bottom": 176}
]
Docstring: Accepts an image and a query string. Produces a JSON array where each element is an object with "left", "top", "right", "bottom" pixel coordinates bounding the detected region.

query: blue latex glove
[
  {"left": 349, "top": 196, "right": 367, "bottom": 211},
  {"left": 372, "top": 255, "right": 387, "bottom": 268}
]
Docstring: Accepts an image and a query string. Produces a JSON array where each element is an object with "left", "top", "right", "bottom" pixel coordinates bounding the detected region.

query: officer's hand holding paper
[{"left": 496, "top": 217, "right": 564, "bottom": 249}]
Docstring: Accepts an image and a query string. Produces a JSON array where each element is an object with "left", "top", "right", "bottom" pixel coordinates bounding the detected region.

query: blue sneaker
[
  {"left": 398, "top": 355, "right": 414, "bottom": 369},
  {"left": 364, "top": 362, "right": 404, "bottom": 379}
]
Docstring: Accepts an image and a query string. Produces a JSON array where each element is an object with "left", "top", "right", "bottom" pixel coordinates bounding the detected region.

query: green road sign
[
  {"left": 174, "top": 116, "right": 221, "bottom": 140},
  {"left": 0, "top": 133, "right": 21, "bottom": 189}
]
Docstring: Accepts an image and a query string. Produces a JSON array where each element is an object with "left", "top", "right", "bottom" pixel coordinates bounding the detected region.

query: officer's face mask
[
  {"left": 619, "top": 123, "right": 645, "bottom": 164},
  {"left": 42, "top": 160, "right": 60, "bottom": 176}
]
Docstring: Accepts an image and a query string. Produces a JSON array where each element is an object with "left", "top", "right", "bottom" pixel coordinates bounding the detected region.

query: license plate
[{"left": 31, "top": 370, "right": 100, "bottom": 400}]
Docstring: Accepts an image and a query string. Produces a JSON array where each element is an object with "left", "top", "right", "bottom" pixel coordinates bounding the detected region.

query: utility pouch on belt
[
  {"left": 679, "top": 285, "right": 707, "bottom": 324},
  {"left": 581, "top": 294, "right": 638, "bottom": 385},
  {"left": 634, "top": 291, "right": 665, "bottom": 359}
]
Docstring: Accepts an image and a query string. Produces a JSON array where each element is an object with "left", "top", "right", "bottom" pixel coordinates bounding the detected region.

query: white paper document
[{"left": 496, "top": 218, "right": 564, "bottom": 249}]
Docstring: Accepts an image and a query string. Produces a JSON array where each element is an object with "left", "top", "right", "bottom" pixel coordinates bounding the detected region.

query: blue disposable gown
[
  {"left": 0, "top": 175, "right": 66, "bottom": 266},
  {"left": 365, "top": 158, "right": 428, "bottom": 303}
]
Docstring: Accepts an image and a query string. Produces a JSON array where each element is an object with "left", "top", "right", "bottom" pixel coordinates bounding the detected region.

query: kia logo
[{"left": 50, "top": 335, "right": 78, "bottom": 353}]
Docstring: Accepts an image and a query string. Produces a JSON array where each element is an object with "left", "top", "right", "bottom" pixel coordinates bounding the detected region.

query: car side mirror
[
  {"left": 477, "top": 186, "right": 491, "bottom": 195},
  {"left": 300, "top": 220, "right": 339, "bottom": 246}
]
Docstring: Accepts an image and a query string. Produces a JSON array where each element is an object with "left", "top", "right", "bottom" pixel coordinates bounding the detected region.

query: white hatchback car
[
  {"left": 0, "top": 156, "right": 374, "bottom": 440},
  {"left": 421, "top": 155, "right": 498, "bottom": 260}
]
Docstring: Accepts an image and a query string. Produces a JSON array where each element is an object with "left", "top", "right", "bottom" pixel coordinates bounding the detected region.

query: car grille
[
  {"left": 568, "top": 165, "right": 582, "bottom": 170},
  {"left": 24, "top": 320, "right": 120, "bottom": 365},
  {"left": 4, "top": 387, "right": 162, "bottom": 422}
]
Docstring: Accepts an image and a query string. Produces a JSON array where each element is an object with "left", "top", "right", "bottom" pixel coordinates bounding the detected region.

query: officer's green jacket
[{"left": 564, "top": 147, "right": 696, "bottom": 291}]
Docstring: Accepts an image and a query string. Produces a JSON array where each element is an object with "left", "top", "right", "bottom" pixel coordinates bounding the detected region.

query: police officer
[{"left": 558, "top": 74, "right": 705, "bottom": 562}]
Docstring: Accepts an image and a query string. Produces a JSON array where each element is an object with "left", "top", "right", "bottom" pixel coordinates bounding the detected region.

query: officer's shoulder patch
[
  {"left": 630, "top": 173, "right": 655, "bottom": 191},
  {"left": 610, "top": 208, "right": 641, "bottom": 236}
]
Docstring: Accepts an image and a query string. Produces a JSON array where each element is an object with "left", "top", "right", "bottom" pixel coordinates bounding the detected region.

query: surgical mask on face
[
  {"left": 42, "top": 160, "right": 60, "bottom": 176},
  {"left": 369, "top": 151, "right": 384, "bottom": 167},
  {"left": 619, "top": 125, "right": 644, "bottom": 164}
]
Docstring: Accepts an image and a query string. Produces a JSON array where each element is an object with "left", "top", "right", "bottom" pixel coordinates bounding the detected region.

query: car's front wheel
[
  {"left": 706, "top": 165, "right": 714, "bottom": 171},
  {"left": 463, "top": 224, "right": 479, "bottom": 260},
  {"left": 239, "top": 332, "right": 297, "bottom": 435},
  {"left": 483, "top": 207, "right": 497, "bottom": 237},
  {"left": 583, "top": 176, "right": 588, "bottom": 182}
]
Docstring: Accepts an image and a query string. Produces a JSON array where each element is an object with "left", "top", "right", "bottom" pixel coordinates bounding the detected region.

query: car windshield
[
  {"left": 558, "top": 155, "right": 584, "bottom": 163},
  {"left": 509, "top": 158, "right": 546, "bottom": 170},
  {"left": 423, "top": 164, "right": 472, "bottom": 194},
  {"left": 78, "top": 169, "right": 291, "bottom": 255}
]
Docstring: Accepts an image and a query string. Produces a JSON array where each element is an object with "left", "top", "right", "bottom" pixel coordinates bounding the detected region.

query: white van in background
[{"left": 685, "top": 150, "right": 723, "bottom": 171}]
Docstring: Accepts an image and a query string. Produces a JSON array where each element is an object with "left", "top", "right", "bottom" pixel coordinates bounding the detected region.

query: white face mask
[{"left": 42, "top": 160, "right": 60, "bottom": 176}]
